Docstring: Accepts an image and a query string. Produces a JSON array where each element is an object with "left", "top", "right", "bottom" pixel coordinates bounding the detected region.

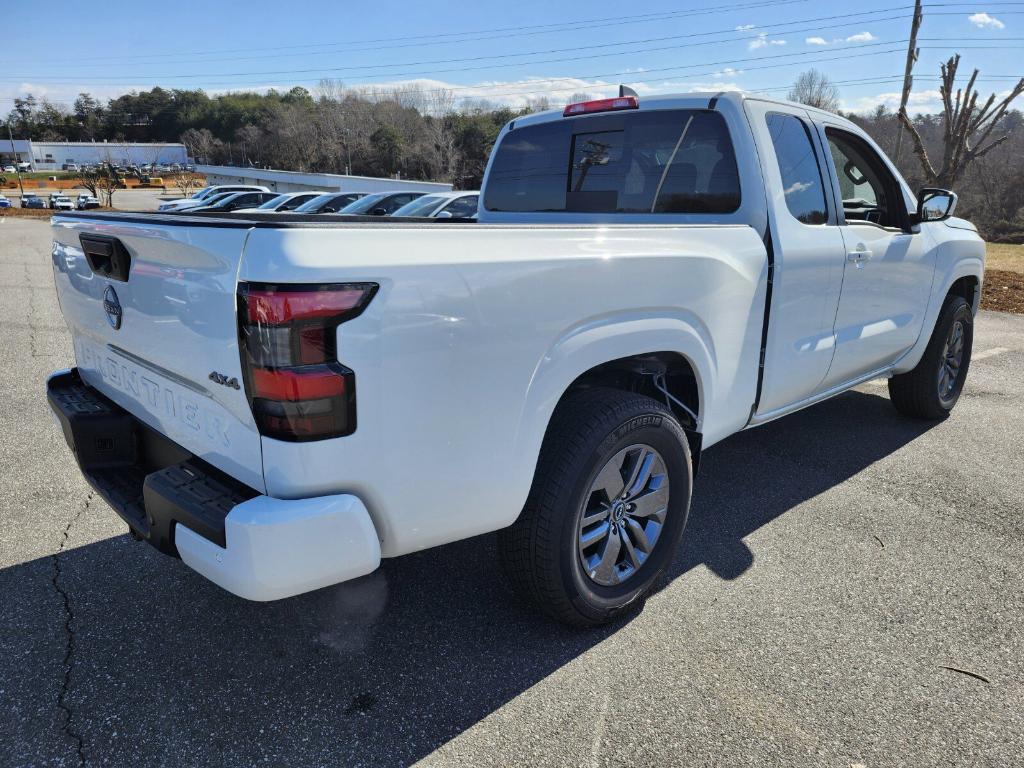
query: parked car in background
[
  {"left": 0, "top": 194, "right": 11, "bottom": 208},
  {"left": 158, "top": 185, "right": 270, "bottom": 213},
  {"left": 62, "top": 163, "right": 80, "bottom": 172},
  {"left": 51, "top": 195, "right": 75, "bottom": 211},
  {"left": 168, "top": 191, "right": 237, "bottom": 211},
  {"left": 2, "top": 165, "right": 15, "bottom": 173},
  {"left": 188, "top": 191, "right": 279, "bottom": 213},
  {"left": 76, "top": 194, "right": 101, "bottom": 210},
  {"left": 336, "top": 191, "right": 426, "bottom": 216},
  {"left": 16, "top": 162, "right": 31, "bottom": 172},
  {"left": 233, "top": 191, "right": 328, "bottom": 213},
  {"left": 391, "top": 191, "right": 480, "bottom": 219},
  {"left": 21, "top": 195, "right": 45, "bottom": 209},
  {"left": 290, "top": 192, "right": 367, "bottom": 214}
]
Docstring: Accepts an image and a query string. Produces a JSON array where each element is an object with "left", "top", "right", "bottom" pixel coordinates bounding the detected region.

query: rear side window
[
  {"left": 764, "top": 112, "right": 828, "bottom": 225},
  {"left": 484, "top": 110, "right": 740, "bottom": 214}
]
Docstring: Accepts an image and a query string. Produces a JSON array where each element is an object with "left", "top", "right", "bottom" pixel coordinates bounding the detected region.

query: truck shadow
[{"left": 7, "top": 389, "right": 936, "bottom": 766}]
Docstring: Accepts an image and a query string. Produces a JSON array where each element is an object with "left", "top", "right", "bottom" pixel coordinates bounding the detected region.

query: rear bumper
[{"left": 47, "top": 368, "right": 381, "bottom": 600}]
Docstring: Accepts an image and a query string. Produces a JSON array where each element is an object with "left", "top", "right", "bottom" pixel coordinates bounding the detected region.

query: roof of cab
[{"left": 508, "top": 90, "right": 858, "bottom": 132}]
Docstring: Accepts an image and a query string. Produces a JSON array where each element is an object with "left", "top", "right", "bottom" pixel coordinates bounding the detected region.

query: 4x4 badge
[{"left": 209, "top": 371, "right": 241, "bottom": 390}]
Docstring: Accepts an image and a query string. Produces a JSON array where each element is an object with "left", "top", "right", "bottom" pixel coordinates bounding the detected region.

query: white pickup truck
[{"left": 47, "top": 92, "right": 983, "bottom": 626}]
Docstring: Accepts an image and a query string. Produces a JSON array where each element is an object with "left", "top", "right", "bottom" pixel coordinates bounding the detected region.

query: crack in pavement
[
  {"left": 24, "top": 264, "right": 40, "bottom": 359},
  {"left": 51, "top": 492, "right": 93, "bottom": 767}
]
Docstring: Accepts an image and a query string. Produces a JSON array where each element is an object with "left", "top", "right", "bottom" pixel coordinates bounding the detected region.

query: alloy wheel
[{"left": 577, "top": 444, "right": 670, "bottom": 587}]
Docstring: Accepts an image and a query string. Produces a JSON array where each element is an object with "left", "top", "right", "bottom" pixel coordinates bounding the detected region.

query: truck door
[
  {"left": 744, "top": 100, "right": 847, "bottom": 415},
  {"left": 817, "top": 125, "right": 935, "bottom": 388}
]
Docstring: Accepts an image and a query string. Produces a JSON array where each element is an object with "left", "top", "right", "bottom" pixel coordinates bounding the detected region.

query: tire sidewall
[
  {"left": 936, "top": 297, "right": 973, "bottom": 410},
  {"left": 557, "top": 405, "right": 692, "bottom": 620}
]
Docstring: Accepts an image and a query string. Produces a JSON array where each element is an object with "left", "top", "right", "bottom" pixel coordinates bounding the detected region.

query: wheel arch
[
  {"left": 512, "top": 314, "right": 715, "bottom": 497},
  {"left": 893, "top": 251, "right": 984, "bottom": 375}
]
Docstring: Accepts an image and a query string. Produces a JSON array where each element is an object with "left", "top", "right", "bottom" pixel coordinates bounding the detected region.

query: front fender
[{"left": 893, "top": 229, "right": 984, "bottom": 374}]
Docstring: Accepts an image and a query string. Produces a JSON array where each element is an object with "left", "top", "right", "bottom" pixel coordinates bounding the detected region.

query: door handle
[{"left": 846, "top": 248, "right": 873, "bottom": 263}]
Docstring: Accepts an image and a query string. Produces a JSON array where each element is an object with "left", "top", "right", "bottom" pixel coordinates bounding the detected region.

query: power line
[
  {"left": 15, "top": 3, "right": 917, "bottom": 73},
  {"left": 5, "top": 0, "right": 1019, "bottom": 69},
  {"left": 0, "top": 45, "right": 942, "bottom": 107},
  {"left": 0, "top": 0, "right": 815, "bottom": 67},
  {"left": 5, "top": 9, "right": 923, "bottom": 82},
  {"left": 8, "top": 7, "right": 1022, "bottom": 92}
]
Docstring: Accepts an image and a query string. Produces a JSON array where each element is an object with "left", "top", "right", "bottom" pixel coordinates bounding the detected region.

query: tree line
[{"left": 6, "top": 81, "right": 1024, "bottom": 240}]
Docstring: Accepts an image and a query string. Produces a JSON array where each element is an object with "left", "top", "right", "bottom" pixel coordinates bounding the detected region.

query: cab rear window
[{"left": 484, "top": 110, "right": 740, "bottom": 214}]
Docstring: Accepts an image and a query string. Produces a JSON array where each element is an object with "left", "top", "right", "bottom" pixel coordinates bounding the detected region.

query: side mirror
[
  {"left": 915, "top": 188, "right": 957, "bottom": 223},
  {"left": 370, "top": 207, "right": 388, "bottom": 216},
  {"left": 434, "top": 210, "right": 453, "bottom": 219}
]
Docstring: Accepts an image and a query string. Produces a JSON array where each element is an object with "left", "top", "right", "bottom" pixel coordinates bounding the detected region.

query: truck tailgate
[{"left": 50, "top": 216, "right": 265, "bottom": 493}]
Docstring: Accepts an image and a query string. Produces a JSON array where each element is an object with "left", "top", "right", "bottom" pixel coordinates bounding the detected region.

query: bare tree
[
  {"left": 525, "top": 96, "right": 552, "bottom": 113},
  {"left": 787, "top": 69, "right": 840, "bottom": 112},
  {"left": 235, "top": 125, "right": 263, "bottom": 167},
  {"left": 171, "top": 171, "right": 201, "bottom": 199},
  {"left": 180, "top": 128, "right": 219, "bottom": 165},
  {"left": 77, "top": 168, "right": 99, "bottom": 199},
  {"left": 898, "top": 54, "right": 1024, "bottom": 188}
]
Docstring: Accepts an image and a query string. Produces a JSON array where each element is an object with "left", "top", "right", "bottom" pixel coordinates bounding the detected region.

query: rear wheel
[
  {"left": 888, "top": 294, "right": 973, "bottom": 419},
  {"left": 498, "top": 388, "right": 692, "bottom": 627}
]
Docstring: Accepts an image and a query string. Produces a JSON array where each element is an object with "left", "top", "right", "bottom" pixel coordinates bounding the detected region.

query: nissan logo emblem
[{"left": 103, "top": 285, "right": 123, "bottom": 330}]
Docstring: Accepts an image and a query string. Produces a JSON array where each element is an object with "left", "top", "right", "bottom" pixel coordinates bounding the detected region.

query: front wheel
[
  {"left": 888, "top": 294, "right": 973, "bottom": 419},
  {"left": 498, "top": 388, "right": 692, "bottom": 627}
]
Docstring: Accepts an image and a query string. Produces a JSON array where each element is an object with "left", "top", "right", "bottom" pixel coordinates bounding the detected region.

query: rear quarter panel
[{"left": 242, "top": 223, "right": 766, "bottom": 557}]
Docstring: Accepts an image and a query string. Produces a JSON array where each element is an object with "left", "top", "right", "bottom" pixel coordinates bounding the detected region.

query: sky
[{"left": 1, "top": 0, "right": 1022, "bottom": 116}]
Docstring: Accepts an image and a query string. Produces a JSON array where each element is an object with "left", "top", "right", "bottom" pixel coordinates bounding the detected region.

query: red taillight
[
  {"left": 238, "top": 282, "right": 377, "bottom": 442},
  {"left": 562, "top": 96, "right": 638, "bottom": 117}
]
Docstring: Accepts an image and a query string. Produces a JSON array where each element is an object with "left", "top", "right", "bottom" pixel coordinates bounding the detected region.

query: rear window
[{"left": 484, "top": 109, "right": 740, "bottom": 214}]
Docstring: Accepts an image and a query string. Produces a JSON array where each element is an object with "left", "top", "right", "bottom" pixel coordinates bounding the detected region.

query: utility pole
[
  {"left": 5, "top": 120, "right": 25, "bottom": 198},
  {"left": 893, "top": 0, "right": 924, "bottom": 165}
]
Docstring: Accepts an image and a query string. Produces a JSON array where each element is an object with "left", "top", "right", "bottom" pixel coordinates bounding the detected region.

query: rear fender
[{"left": 510, "top": 311, "right": 714, "bottom": 497}]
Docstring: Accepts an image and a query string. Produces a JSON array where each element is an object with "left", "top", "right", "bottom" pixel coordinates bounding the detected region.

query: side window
[
  {"left": 764, "top": 112, "right": 828, "bottom": 225},
  {"left": 825, "top": 129, "right": 903, "bottom": 228},
  {"left": 442, "top": 195, "right": 479, "bottom": 218},
  {"left": 385, "top": 195, "right": 414, "bottom": 213}
]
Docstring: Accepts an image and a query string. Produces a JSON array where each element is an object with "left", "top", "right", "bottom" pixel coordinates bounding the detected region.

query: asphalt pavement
[
  {"left": 1, "top": 217, "right": 1022, "bottom": 767},
  {"left": 1, "top": 188, "right": 168, "bottom": 211}
]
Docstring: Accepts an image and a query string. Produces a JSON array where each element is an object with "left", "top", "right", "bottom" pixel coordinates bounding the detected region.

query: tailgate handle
[{"left": 80, "top": 234, "right": 132, "bottom": 282}]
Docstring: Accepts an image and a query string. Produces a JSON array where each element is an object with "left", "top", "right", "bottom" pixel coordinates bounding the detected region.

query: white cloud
[
  {"left": 846, "top": 85, "right": 1023, "bottom": 115},
  {"left": 0, "top": 75, "right": 758, "bottom": 117},
  {"left": 735, "top": 24, "right": 756, "bottom": 31},
  {"left": 969, "top": 12, "right": 1005, "bottom": 29},
  {"left": 845, "top": 89, "right": 944, "bottom": 114},
  {"left": 803, "top": 31, "right": 877, "bottom": 46},
  {"left": 749, "top": 33, "right": 787, "bottom": 50}
]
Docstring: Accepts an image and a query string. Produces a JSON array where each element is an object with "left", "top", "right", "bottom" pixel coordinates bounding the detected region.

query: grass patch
[{"left": 986, "top": 242, "right": 1024, "bottom": 274}]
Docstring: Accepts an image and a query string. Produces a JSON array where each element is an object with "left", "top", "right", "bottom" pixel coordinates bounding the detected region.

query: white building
[
  {"left": 1, "top": 139, "right": 188, "bottom": 171},
  {"left": 197, "top": 165, "right": 451, "bottom": 194}
]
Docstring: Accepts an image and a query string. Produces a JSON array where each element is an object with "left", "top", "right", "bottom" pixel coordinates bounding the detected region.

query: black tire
[
  {"left": 498, "top": 387, "right": 692, "bottom": 627},
  {"left": 888, "top": 294, "right": 973, "bottom": 420}
]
